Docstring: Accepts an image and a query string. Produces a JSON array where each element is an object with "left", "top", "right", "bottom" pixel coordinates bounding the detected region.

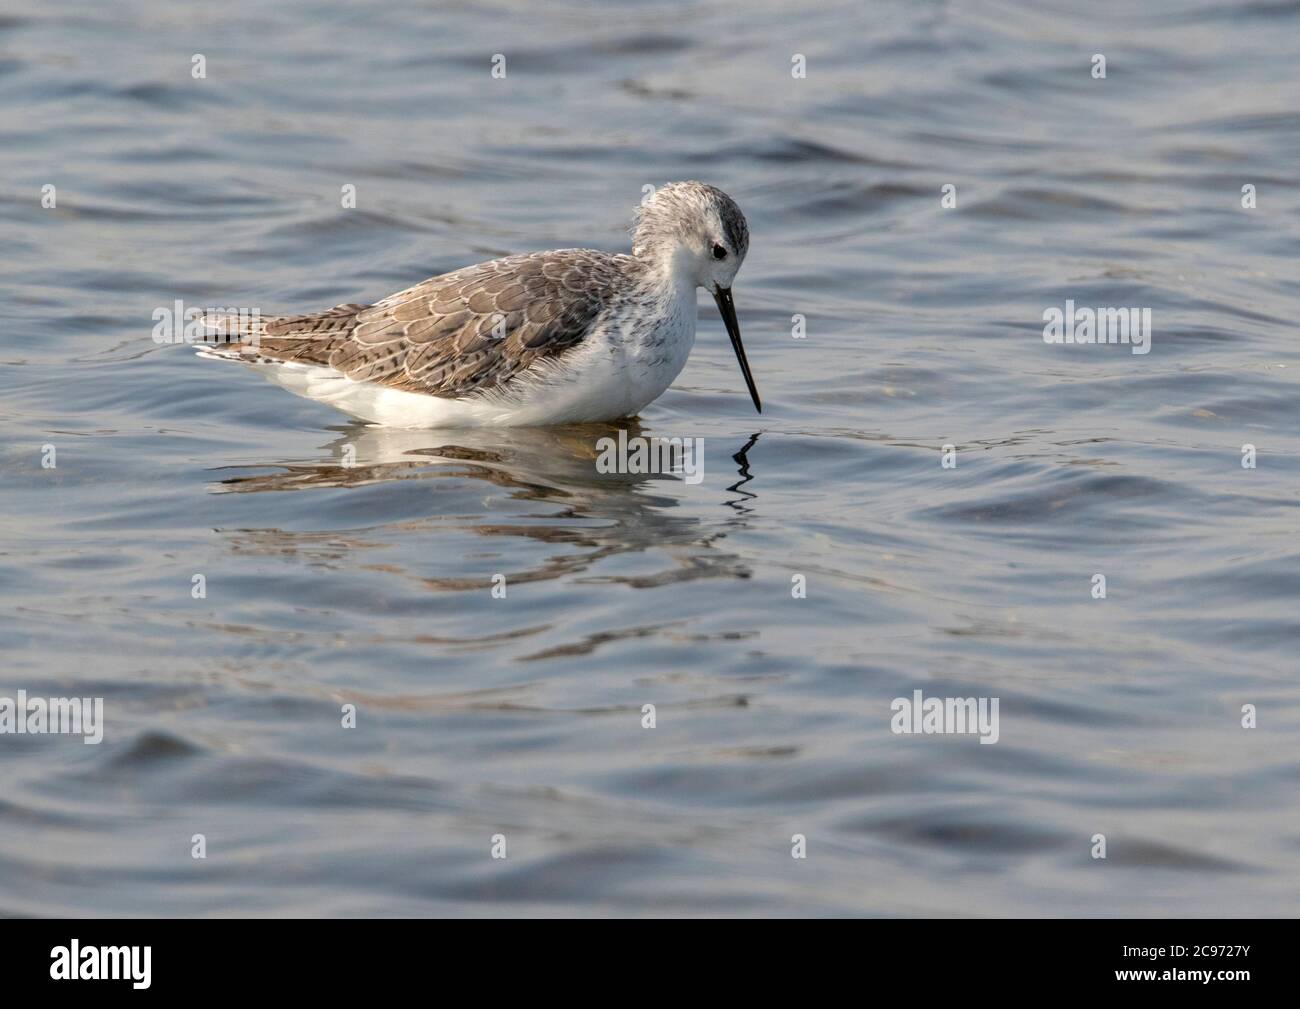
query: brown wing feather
[{"left": 249, "top": 250, "right": 630, "bottom": 399}]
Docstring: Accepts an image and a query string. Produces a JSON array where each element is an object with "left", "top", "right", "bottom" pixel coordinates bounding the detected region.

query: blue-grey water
[{"left": 2, "top": 0, "right": 1299, "bottom": 917}]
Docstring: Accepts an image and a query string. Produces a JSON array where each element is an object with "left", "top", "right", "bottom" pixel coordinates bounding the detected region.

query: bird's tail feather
[{"left": 195, "top": 303, "right": 367, "bottom": 362}]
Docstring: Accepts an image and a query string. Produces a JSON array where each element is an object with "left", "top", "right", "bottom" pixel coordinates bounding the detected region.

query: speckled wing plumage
[{"left": 233, "top": 250, "right": 631, "bottom": 399}]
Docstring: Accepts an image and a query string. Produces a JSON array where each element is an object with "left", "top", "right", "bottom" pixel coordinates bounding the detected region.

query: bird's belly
[{"left": 245, "top": 337, "right": 690, "bottom": 429}]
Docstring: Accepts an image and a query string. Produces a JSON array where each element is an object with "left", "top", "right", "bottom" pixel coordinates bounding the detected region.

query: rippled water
[{"left": 3, "top": 0, "right": 1299, "bottom": 916}]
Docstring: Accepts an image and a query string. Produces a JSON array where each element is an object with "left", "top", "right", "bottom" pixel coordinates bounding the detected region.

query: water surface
[{"left": 2, "top": 0, "right": 1299, "bottom": 916}]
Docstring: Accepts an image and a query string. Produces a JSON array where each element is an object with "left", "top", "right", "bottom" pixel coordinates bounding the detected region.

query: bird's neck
[{"left": 637, "top": 244, "right": 698, "bottom": 305}]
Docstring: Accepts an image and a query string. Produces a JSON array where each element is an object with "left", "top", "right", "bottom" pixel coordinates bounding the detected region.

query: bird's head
[{"left": 631, "top": 182, "right": 759, "bottom": 413}]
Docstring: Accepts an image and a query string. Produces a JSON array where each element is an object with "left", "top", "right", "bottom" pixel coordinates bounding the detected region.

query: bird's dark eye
[{"left": 712, "top": 243, "right": 728, "bottom": 260}]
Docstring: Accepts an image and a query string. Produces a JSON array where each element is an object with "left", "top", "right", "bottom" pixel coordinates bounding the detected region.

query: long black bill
[{"left": 712, "top": 286, "right": 761, "bottom": 414}]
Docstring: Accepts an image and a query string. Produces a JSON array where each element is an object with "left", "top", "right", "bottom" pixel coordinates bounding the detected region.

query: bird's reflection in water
[{"left": 211, "top": 421, "right": 762, "bottom": 592}]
